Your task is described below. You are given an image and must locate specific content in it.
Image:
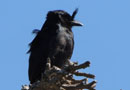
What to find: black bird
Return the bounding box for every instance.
[28,9,83,84]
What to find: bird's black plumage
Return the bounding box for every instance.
[28,9,83,84]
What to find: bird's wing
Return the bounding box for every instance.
[28,30,50,83]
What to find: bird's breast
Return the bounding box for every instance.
[57,31,73,47]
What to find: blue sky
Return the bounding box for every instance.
[0,0,130,90]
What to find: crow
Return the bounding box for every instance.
[28,9,83,84]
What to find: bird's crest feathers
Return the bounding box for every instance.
[72,8,78,20]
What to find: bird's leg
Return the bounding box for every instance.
[45,57,51,71]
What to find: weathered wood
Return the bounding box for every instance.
[21,60,96,90]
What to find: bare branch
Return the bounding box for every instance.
[73,71,95,79]
[21,60,96,90]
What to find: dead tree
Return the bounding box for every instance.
[21,59,97,90]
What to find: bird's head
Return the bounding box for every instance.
[46,9,83,28]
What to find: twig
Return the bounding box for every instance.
[62,81,96,90]
[73,71,95,79]
[66,61,90,72]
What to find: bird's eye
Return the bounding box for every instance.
[63,14,71,21]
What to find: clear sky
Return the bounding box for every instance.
[0,0,130,90]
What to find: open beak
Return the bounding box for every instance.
[71,8,83,26]
[71,20,83,26]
